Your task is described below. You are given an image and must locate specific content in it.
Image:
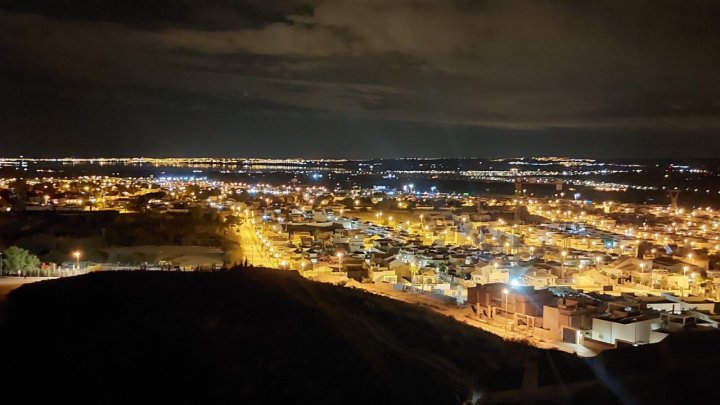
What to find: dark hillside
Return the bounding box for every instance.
[0,270,717,404]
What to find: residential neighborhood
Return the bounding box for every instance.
[2,169,720,356]
[235,186,720,355]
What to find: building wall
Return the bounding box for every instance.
[591,319,614,344]
[592,318,659,344]
[542,306,561,339]
[515,295,549,317]
[570,313,593,330]
[369,269,397,283]
[612,322,640,344]
[544,306,593,339]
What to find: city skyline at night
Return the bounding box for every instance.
[2,2,720,404]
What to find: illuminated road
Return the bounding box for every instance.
[237,222,274,268]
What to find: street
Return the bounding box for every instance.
[236,221,273,268]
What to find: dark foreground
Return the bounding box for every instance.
[0,270,718,404]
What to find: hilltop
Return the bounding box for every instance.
[0,269,718,404]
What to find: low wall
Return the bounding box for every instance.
[582,337,615,352]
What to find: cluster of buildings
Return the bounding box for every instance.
[3,172,720,352]
[242,189,720,351]
[469,283,717,349]
[0,176,284,214]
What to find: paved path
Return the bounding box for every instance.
[237,222,274,268]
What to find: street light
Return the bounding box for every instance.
[336,252,344,270]
[73,250,81,271]
[410,261,417,292]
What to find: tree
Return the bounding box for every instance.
[339,198,355,209]
[374,198,395,211]
[2,246,41,275]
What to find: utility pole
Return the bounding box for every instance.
[503,289,510,334]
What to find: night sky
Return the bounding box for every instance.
[2,0,720,158]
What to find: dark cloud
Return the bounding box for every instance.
[1,0,719,157]
[0,0,313,29]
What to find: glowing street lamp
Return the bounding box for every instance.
[73,250,81,270]
[410,261,417,292]
[336,252,344,270]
